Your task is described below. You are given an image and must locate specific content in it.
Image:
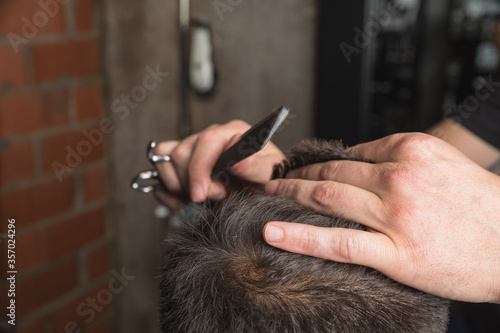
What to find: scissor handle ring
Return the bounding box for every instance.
[130,170,161,193]
[147,141,171,163]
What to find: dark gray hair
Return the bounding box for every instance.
[159,139,450,332]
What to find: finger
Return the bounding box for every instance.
[189,120,251,202]
[265,179,384,231]
[168,134,199,193]
[155,141,184,194]
[347,135,397,162]
[208,181,227,200]
[286,160,379,192]
[155,140,179,155]
[230,141,286,184]
[263,222,396,272]
[153,190,188,211]
[207,133,243,199]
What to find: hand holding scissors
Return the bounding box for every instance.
[131,106,289,208]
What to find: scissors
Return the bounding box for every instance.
[130,105,290,194]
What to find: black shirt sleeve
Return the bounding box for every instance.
[458,75,500,149]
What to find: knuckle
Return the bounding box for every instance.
[311,182,336,209]
[197,128,220,145]
[204,123,221,131]
[320,162,338,180]
[393,133,437,161]
[226,119,250,129]
[155,141,178,155]
[380,165,419,192]
[384,201,420,232]
[277,180,300,198]
[384,133,408,149]
[296,226,315,253]
[288,167,305,179]
[170,145,191,164]
[336,231,359,262]
[381,167,404,184]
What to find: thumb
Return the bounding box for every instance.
[263,222,396,270]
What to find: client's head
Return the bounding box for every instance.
[159,139,450,333]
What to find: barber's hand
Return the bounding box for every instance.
[263,133,500,303]
[154,120,285,210]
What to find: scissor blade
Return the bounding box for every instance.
[211,106,290,178]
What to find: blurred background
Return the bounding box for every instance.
[0,0,499,332]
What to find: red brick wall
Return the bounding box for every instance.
[0,1,112,332]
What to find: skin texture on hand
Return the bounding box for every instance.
[153,120,286,209]
[263,133,500,303]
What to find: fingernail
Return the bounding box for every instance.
[190,182,204,202]
[265,180,280,195]
[265,224,284,243]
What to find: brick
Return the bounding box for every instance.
[76,82,103,121]
[66,39,100,78]
[0,0,66,37]
[83,165,106,202]
[0,46,28,88]
[32,39,100,83]
[76,0,95,32]
[51,282,108,332]
[45,208,106,260]
[17,257,78,317]
[88,243,109,280]
[0,90,69,138]
[16,230,45,271]
[18,317,47,333]
[41,88,70,127]
[42,127,104,174]
[0,141,34,186]
[0,92,43,138]
[0,177,74,228]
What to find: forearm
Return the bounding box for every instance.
[427,119,500,171]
